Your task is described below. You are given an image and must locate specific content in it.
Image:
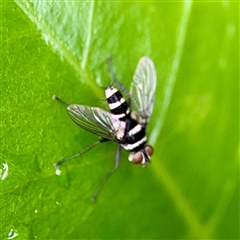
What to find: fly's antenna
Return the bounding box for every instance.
[52,94,70,106]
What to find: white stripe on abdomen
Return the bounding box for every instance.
[122,136,147,151]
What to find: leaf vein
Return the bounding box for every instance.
[150,1,211,238]
[81,0,95,70]
[15,1,90,84]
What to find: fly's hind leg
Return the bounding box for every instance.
[107,57,130,101]
[107,56,117,84]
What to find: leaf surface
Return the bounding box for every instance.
[1,1,239,239]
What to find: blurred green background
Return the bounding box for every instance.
[1,1,239,239]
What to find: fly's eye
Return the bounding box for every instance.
[128,145,154,165]
[128,151,143,164]
[145,145,154,157]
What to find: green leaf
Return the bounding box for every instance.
[2,1,238,239]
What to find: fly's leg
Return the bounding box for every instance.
[107,56,118,84]
[54,139,109,169]
[52,94,70,106]
[91,145,122,201]
[108,57,130,103]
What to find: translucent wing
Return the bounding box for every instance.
[130,56,157,126]
[67,105,126,141]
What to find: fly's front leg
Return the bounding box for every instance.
[91,145,122,201]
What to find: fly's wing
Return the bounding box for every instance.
[67,105,125,141]
[130,56,157,126]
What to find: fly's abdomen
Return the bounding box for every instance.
[105,86,130,120]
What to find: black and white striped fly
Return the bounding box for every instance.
[53,56,157,201]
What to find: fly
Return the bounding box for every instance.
[53,56,157,201]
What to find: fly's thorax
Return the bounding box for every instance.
[128,145,154,166]
[105,86,130,120]
[120,118,147,151]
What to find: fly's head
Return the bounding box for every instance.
[128,145,154,166]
